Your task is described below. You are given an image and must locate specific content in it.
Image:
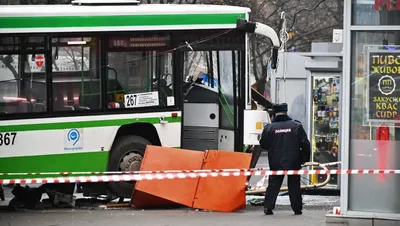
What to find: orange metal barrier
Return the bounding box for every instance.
[131,146,204,208]
[130,146,251,212]
[193,150,251,212]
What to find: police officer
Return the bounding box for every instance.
[259,103,311,215]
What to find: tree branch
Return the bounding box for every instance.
[250,37,259,81]
[264,0,292,21]
[289,23,341,44]
[288,0,329,31]
[0,55,18,79]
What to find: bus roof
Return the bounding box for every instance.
[0,4,250,34]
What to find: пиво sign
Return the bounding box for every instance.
[368,52,400,122]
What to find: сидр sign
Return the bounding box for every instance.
[367,51,400,122]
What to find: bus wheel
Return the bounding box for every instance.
[107,135,151,198]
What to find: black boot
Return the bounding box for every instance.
[294,210,302,215]
[264,208,273,215]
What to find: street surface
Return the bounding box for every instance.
[0,187,339,226]
[0,208,329,226]
[0,184,339,226]
[0,152,340,225]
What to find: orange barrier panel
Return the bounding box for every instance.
[130,146,251,212]
[193,150,252,212]
[130,145,204,208]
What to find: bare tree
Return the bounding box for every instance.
[196,0,342,80]
[250,0,343,80]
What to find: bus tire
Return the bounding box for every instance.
[107,135,151,199]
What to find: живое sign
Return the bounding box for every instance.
[368,51,400,122]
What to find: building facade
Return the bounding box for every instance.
[340,0,400,218]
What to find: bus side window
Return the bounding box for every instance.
[106,35,174,109]
[51,37,101,112]
[0,37,47,116]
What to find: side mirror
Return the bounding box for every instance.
[107,66,118,80]
[235,18,280,70]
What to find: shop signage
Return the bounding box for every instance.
[375,0,400,11]
[367,50,400,122]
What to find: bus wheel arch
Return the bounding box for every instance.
[107,123,161,198]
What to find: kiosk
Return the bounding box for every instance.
[327,0,400,224]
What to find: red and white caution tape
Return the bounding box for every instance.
[1,168,400,185]
[250,161,341,190]
[0,161,342,177]
[315,161,341,167]
[0,169,262,176]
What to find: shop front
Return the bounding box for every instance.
[304,54,342,189]
[339,0,400,220]
[270,49,342,190]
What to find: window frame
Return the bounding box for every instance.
[174,29,246,152]
[0,31,183,120]
[343,0,400,216]
[351,0,400,26]
[0,29,245,121]
[50,35,103,114]
[104,32,178,113]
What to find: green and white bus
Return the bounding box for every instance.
[0,0,280,198]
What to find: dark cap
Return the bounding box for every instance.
[272,103,288,113]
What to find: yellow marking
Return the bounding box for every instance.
[115,93,124,102]
[256,121,262,130]
[98,203,130,208]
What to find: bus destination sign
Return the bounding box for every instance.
[109,35,170,48]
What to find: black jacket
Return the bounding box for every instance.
[259,114,311,170]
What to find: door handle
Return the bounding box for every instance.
[160,116,168,124]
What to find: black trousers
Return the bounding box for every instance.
[264,175,302,212]
[0,185,4,200]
